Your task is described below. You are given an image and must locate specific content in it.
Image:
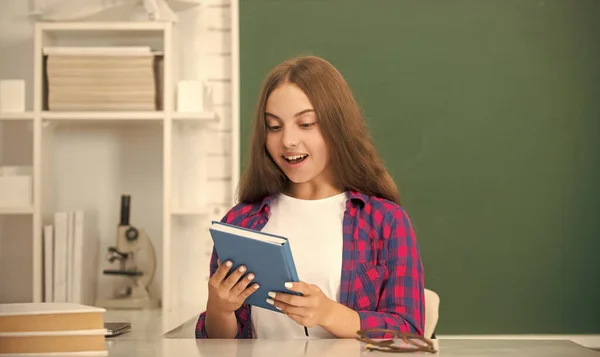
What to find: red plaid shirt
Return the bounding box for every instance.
[195,190,425,338]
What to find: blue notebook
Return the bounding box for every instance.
[208,221,301,314]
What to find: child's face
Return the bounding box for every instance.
[264,83,332,187]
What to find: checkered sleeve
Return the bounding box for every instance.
[356,206,425,336]
[195,205,254,339]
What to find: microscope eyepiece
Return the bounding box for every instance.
[120,195,131,226]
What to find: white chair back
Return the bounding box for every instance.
[424,288,440,339]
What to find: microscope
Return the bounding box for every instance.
[95,195,159,309]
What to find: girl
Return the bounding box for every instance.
[195,56,425,339]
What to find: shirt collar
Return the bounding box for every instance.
[347,190,368,207]
[254,189,367,216]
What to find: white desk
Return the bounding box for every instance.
[105,339,598,357]
[103,307,199,339]
[102,310,599,357]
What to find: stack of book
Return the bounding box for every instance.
[0,303,107,355]
[44,46,160,111]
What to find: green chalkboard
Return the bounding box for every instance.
[239,0,600,334]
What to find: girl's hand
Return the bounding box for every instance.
[207,260,260,316]
[266,281,335,328]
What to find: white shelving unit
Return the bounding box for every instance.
[0,17,238,329]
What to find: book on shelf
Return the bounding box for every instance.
[43,46,161,111]
[44,210,99,306]
[43,46,153,56]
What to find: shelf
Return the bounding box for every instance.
[0,112,33,120]
[0,206,34,215]
[41,111,164,121]
[37,21,169,33]
[39,111,218,123]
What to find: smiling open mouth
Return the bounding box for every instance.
[283,154,308,164]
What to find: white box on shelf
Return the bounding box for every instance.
[0,176,32,207]
[0,79,26,113]
[177,80,204,112]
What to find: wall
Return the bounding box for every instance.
[239,0,600,335]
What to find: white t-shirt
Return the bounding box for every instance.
[251,191,347,339]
